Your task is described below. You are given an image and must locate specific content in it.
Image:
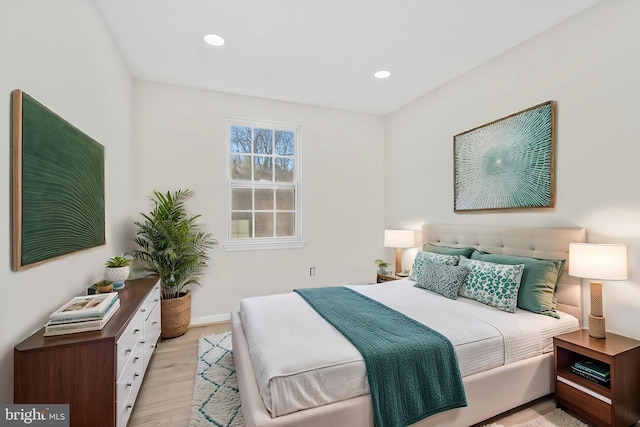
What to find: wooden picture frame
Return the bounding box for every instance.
[12,90,105,271]
[453,101,555,212]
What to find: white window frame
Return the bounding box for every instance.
[224,118,304,252]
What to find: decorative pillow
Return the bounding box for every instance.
[458,257,525,313]
[409,251,459,281]
[423,243,475,258]
[415,260,469,300]
[470,251,565,318]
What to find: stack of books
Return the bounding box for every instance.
[571,359,611,386]
[44,292,120,336]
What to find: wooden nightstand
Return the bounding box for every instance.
[554,329,640,427]
[376,273,399,283]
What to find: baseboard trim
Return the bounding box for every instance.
[190,313,231,326]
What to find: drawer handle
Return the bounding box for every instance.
[150,344,155,349]
[154,299,159,302]
[125,348,133,354]
[126,404,133,411]
[134,356,140,362]
[126,382,132,387]
[134,372,140,378]
[153,321,158,325]
[141,340,146,344]
[141,309,146,313]
[134,328,141,333]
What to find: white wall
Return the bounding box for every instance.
[133,81,385,322]
[0,0,133,403]
[384,0,640,339]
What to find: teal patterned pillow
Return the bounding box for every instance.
[409,251,459,281]
[470,251,565,318]
[458,257,525,313]
[415,260,469,300]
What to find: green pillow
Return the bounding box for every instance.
[423,243,475,258]
[470,251,566,318]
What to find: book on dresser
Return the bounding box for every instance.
[44,299,120,336]
[47,292,119,324]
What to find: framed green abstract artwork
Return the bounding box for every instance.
[12,90,105,271]
[453,101,555,212]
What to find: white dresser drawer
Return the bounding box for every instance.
[116,308,144,378]
[143,303,161,369]
[142,285,161,321]
[116,343,145,427]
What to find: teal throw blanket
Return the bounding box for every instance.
[294,286,467,427]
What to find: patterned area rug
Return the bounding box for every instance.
[189,332,244,427]
[485,408,588,427]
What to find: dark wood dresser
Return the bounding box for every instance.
[14,277,161,427]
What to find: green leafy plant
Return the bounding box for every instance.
[374,259,389,268]
[105,255,132,268]
[133,189,218,300]
[95,279,113,287]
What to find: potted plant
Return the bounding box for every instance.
[95,279,113,293]
[374,259,389,275]
[105,255,132,290]
[133,189,217,338]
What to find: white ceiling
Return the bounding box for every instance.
[95,0,600,116]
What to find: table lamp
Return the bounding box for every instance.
[384,230,415,275]
[568,243,628,339]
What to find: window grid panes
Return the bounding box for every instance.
[230,185,296,239]
[229,121,298,243]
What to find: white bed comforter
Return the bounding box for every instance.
[240,279,579,417]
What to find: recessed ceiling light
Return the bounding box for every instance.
[204,34,225,47]
[374,70,391,79]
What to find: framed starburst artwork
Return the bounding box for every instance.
[454,101,555,212]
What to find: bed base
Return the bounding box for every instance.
[232,224,585,426]
[232,311,553,427]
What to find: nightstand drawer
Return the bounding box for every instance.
[556,379,611,426]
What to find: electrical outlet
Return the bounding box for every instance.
[310,267,316,277]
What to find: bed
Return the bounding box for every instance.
[231,224,586,427]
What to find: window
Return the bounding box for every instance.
[226,120,302,251]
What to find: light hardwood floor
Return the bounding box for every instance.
[128,322,230,427]
[129,322,559,427]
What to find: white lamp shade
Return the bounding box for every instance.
[384,230,414,248]
[568,243,628,280]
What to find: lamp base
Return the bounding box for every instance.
[588,314,606,339]
[395,248,402,274]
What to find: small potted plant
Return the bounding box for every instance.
[95,279,113,293]
[105,255,132,290]
[374,259,389,275]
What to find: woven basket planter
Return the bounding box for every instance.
[160,290,191,338]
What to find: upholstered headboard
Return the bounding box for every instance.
[422,224,586,325]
